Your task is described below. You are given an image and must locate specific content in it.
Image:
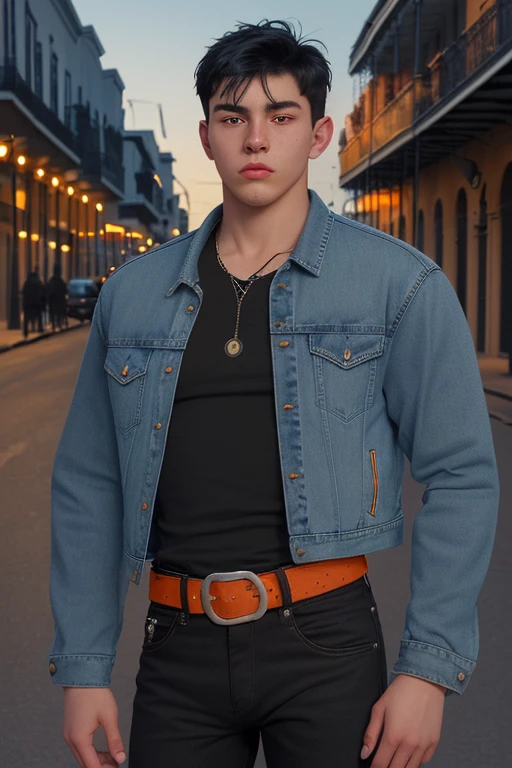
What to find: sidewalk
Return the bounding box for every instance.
[0,316,85,354]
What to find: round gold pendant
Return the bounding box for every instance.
[225,338,243,357]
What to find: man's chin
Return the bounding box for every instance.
[225,182,286,209]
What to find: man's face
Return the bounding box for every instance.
[199,73,333,207]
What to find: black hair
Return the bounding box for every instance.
[194,20,332,127]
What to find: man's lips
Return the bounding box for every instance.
[240,164,274,178]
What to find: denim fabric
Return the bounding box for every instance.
[49,189,499,695]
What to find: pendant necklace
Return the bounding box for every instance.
[215,225,293,358]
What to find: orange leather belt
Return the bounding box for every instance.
[149,555,368,626]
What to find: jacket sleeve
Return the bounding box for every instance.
[49,288,129,687]
[382,266,499,695]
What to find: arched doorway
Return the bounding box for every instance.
[456,188,467,315]
[434,199,443,268]
[477,185,487,353]
[500,163,512,359]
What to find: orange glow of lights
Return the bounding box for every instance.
[18,230,28,239]
[17,155,26,166]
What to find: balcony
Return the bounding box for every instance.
[0,64,78,157]
[340,0,512,183]
[74,105,125,196]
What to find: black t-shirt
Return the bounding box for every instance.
[154,230,292,578]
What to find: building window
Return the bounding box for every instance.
[25,6,36,89]
[417,209,424,252]
[34,41,42,99]
[64,70,72,128]
[434,200,443,268]
[50,51,58,115]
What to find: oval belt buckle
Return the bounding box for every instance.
[200,571,268,625]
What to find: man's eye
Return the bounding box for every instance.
[274,116,290,123]
[224,117,241,125]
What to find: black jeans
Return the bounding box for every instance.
[129,571,387,768]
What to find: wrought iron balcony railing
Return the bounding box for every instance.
[340,0,512,179]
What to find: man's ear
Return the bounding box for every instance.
[309,116,334,160]
[199,120,214,160]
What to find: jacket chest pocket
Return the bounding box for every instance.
[309,333,385,423]
[104,347,153,434]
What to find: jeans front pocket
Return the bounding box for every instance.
[287,576,379,657]
[142,604,180,653]
[309,332,384,423]
[104,347,152,434]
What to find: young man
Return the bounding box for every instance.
[49,20,499,768]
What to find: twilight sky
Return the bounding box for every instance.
[73,0,377,230]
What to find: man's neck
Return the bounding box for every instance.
[216,183,311,269]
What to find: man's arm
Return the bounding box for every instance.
[382,266,499,694]
[49,287,129,687]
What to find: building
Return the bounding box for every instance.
[339,0,512,361]
[0,0,179,328]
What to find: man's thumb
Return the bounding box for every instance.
[102,713,126,764]
[360,703,384,760]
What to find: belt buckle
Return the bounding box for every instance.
[200,571,268,626]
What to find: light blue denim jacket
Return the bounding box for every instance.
[49,189,499,694]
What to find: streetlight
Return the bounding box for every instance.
[95,203,103,275]
[0,134,20,329]
[67,185,74,277]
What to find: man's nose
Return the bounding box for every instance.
[244,123,268,152]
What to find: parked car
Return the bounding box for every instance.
[66,278,99,323]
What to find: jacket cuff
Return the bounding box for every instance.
[48,654,114,687]
[390,640,476,695]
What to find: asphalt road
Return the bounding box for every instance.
[1,326,510,767]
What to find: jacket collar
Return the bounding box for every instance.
[166,188,335,297]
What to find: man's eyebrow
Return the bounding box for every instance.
[213,100,302,114]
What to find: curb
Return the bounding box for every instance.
[0,321,86,355]
[482,386,512,403]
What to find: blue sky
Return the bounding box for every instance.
[73,0,377,229]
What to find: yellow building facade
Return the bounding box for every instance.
[339,0,512,359]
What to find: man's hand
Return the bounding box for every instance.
[360,674,446,767]
[63,687,126,767]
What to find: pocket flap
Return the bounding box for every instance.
[309,333,384,369]
[104,347,152,384]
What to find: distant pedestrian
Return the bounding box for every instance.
[22,267,45,338]
[47,265,68,331]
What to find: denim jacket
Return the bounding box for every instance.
[49,189,499,694]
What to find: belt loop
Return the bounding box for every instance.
[275,567,293,609]
[179,575,189,625]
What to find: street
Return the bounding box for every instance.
[1,327,510,767]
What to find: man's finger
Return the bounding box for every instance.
[360,702,385,760]
[72,741,104,768]
[67,742,86,768]
[98,751,120,766]
[370,737,400,768]
[101,709,126,765]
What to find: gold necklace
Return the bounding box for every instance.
[215,228,293,358]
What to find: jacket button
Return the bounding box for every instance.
[289,472,301,479]
[283,404,294,410]
[121,365,129,377]
[296,548,306,556]
[457,672,466,682]
[344,348,351,361]
[49,662,56,674]
[279,341,290,347]
[277,283,287,288]
[165,366,173,373]
[131,569,138,583]
[155,423,162,430]
[274,321,285,326]
[141,502,148,510]
[186,305,195,312]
